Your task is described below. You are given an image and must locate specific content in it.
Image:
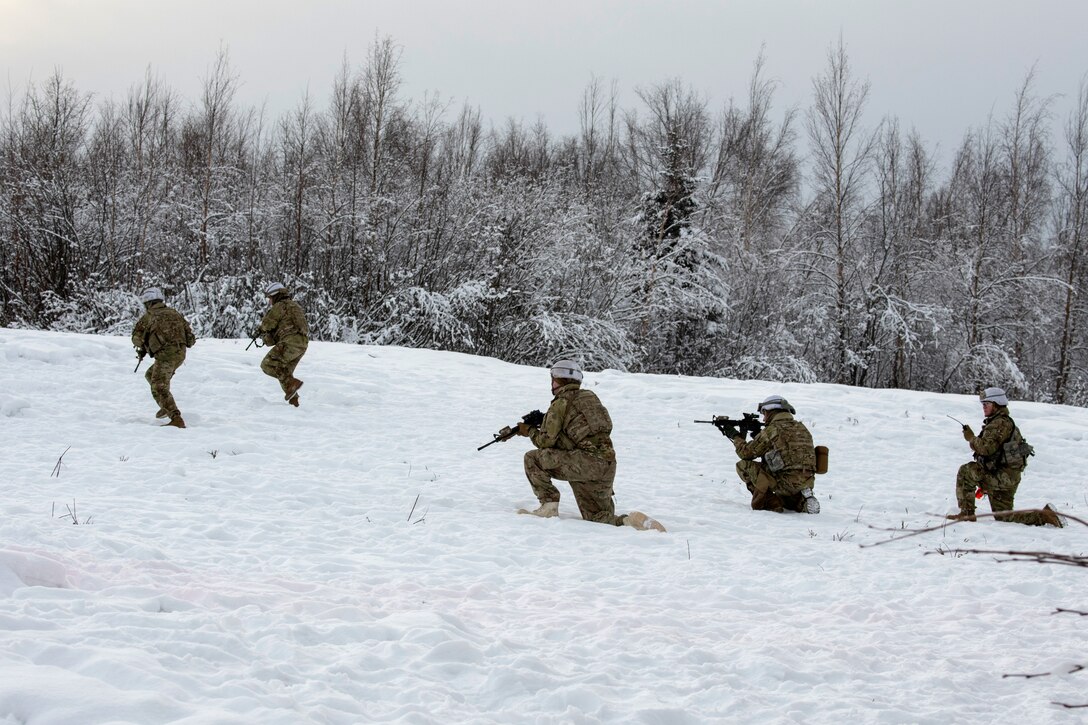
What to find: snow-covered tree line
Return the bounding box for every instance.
[2,38,1087,404]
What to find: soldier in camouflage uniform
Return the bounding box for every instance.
[131,287,196,429]
[516,360,665,532]
[949,387,1062,527]
[722,395,820,514]
[256,282,309,407]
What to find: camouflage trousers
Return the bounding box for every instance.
[956,461,1049,526]
[736,460,813,513]
[524,448,623,526]
[260,339,308,395]
[144,347,186,417]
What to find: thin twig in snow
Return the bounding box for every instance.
[51,446,72,477]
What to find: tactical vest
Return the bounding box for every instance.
[146,306,190,354]
[272,297,309,341]
[764,417,816,473]
[976,412,1033,473]
[564,389,612,447]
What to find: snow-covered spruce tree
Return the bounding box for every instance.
[618,80,728,375]
[627,159,728,375]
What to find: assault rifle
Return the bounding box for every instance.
[694,412,764,439]
[134,330,150,372]
[478,409,545,451]
[245,326,264,351]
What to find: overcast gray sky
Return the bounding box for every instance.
[3,0,1087,160]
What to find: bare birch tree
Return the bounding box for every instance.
[804,37,876,384]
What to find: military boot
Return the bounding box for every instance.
[287,393,300,408]
[946,510,976,522]
[163,414,186,429]
[284,378,303,400]
[1039,504,1064,528]
[800,488,821,514]
[517,501,559,518]
[751,489,785,513]
[622,511,667,532]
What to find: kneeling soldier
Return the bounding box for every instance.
[950,387,1061,527]
[725,395,819,514]
[517,360,665,532]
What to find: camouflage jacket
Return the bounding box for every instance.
[529,382,615,461]
[971,407,1015,472]
[259,293,309,346]
[131,301,196,356]
[732,410,816,477]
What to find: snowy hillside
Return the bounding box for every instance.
[0,328,1084,724]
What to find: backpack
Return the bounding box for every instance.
[1002,426,1034,471]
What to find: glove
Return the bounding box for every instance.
[721,423,740,439]
[516,422,533,436]
[135,347,145,358]
[962,425,975,442]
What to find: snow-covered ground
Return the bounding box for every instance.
[0,328,1084,724]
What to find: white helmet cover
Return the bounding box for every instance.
[757,394,795,414]
[549,359,583,382]
[980,387,1009,406]
[139,287,164,304]
[264,281,286,296]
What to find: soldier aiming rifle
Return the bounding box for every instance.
[711,395,823,515]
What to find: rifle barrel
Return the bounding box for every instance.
[477,434,510,451]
